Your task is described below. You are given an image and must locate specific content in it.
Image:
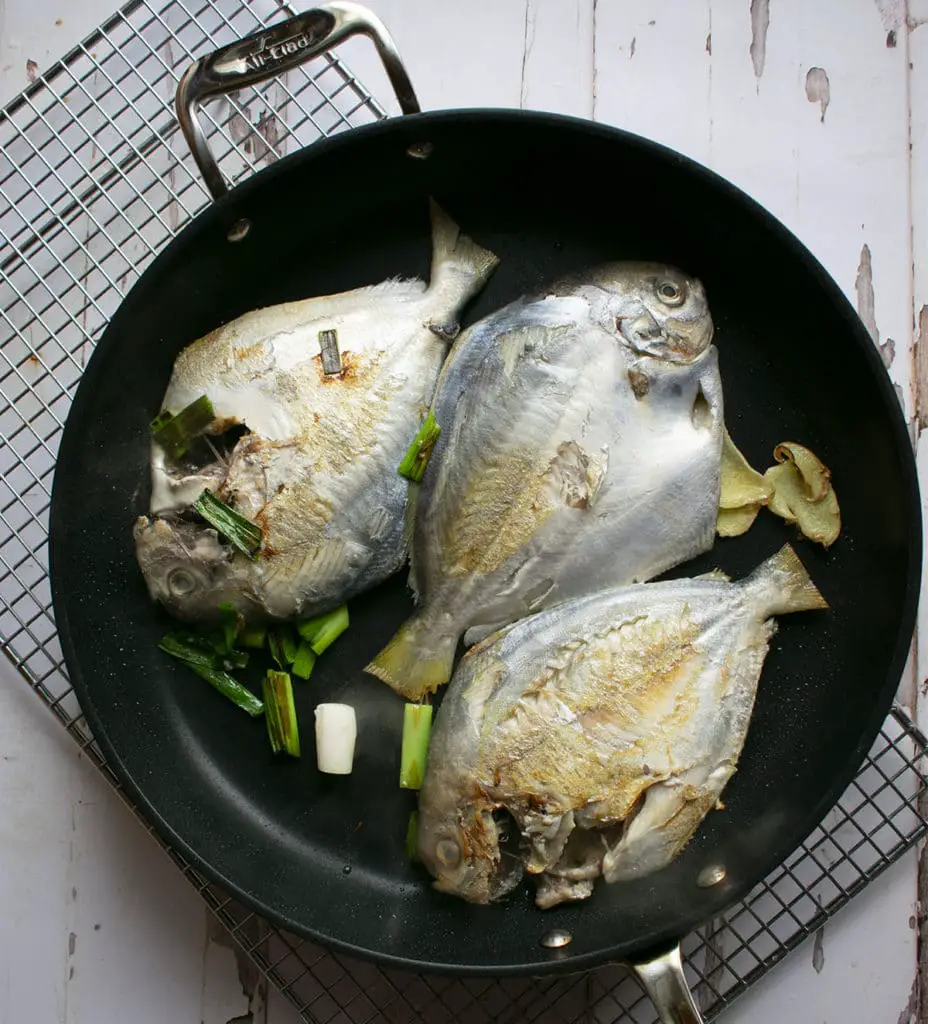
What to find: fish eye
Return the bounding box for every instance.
[167,568,198,597]
[656,280,685,307]
[436,839,461,867]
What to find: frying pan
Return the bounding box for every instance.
[47,4,921,1021]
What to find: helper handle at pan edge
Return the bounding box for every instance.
[631,945,705,1024]
[176,2,420,200]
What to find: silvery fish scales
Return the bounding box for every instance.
[368,262,724,699]
[133,202,498,623]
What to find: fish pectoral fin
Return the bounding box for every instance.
[259,537,354,616]
[602,766,735,884]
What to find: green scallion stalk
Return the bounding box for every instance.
[159,633,219,670]
[164,630,243,669]
[149,409,173,433]
[192,665,264,717]
[397,410,441,483]
[238,625,267,649]
[399,703,433,790]
[291,640,317,680]
[159,634,262,716]
[296,604,349,655]
[151,394,215,460]
[262,670,300,757]
[218,648,249,671]
[217,602,242,653]
[268,625,299,669]
[194,489,261,558]
[406,811,420,862]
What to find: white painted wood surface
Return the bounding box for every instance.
[0,1,925,1022]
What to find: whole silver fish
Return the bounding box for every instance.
[134,202,498,623]
[416,545,827,908]
[367,262,723,699]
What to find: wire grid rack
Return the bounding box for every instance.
[0,1,925,1021]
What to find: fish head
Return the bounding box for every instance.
[417,800,523,905]
[133,515,254,622]
[581,262,714,363]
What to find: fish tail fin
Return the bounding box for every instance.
[748,544,829,617]
[364,610,458,699]
[426,199,500,311]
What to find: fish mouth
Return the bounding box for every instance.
[618,315,713,364]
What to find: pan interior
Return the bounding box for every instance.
[48,111,920,974]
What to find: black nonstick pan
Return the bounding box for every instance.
[47,4,921,1021]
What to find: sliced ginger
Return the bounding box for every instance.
[716,431,841,548]
[716,428,774,537]
[764,442,841,549]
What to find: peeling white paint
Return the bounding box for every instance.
[874,0,906,31]
[915,306,928,429]
[805,67,831,122]
[855,244,880,346]
[895,976,917,1024]
[749,0,770,79]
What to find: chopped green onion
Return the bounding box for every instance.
[291,640,317,680]
[194,489,261,558]
[406,811,420,862]
[262,670,300,756]
[218,602,242,653]
[397,410,441,483]
[269,625,299,669]
[159,633,217,670]
[296,604,349,655]
[161,631,247,671]
[218,648,249,671]
[149,409,173,433]
[151,394,215,459]
[238,624,267,649]
[399,703,433,790]
[159,634,261,715]
[192,665,264,717]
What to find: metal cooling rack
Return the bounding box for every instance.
[0,2,925,1021]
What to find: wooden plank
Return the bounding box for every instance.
[0,674,76,1024]
[0,0,116,106]
[724,854,918,1023]
[907,4,928,1022]
[0,670,212,1024]
[592,0,712,166]
[63,768,213,1024]
[519,0,595,117]
[332,0,529,115]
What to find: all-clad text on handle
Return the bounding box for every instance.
[176,1,420,200]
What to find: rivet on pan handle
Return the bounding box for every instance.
[631,945,704,1024]
[175,2,420,200]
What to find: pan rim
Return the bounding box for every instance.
[48,107,923,976]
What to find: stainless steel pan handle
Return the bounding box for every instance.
[631,945,704,1024]
[175,1,420,200]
